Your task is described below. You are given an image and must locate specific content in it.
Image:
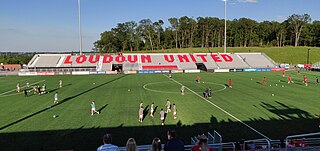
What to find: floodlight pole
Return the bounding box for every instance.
[78,0,83,55]
[224,0,227,53]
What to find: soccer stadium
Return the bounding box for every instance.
[1,1,320,151]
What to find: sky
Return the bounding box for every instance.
[0,0,319,52]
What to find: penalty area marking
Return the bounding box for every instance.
[143,81,227,94]
[0,80,46,96]
[164,74,271,140]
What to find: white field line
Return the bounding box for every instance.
[164,74,271,140]
[0,80,46,96]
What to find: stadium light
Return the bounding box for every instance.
[224,0,227,53]
[78,0,83,55]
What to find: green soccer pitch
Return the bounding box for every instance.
[0,71,319,150]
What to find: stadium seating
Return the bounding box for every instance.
[238,53,278,68]
[27,53,278,72]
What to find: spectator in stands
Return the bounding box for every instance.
[191,134,214,151]
[126,138,138,151]
[150,137,162,151]
[164,129,184,151]
[97,133,119,151]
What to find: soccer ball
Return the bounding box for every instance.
[276,84,278,86]
[282,85,284,87]
[271,94,274,96]
[53,115,56,118]
[128,89,130,91]
[93,83,95,85]
[270,84,272,86]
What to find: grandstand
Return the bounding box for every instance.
[25,53,278,74]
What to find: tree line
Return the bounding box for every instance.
[94,14,320,52]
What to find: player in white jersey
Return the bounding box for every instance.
[173,104,177,120]
[139,101,144,109]
[91,101,100,115]
[54,92,59,104]
[160,108,165,125]
[165,99,171,113]
[139,107,144,123]
[59,79,63,88]
[16,83,20,92]
[181,85,185,95]
[150,102,154,117]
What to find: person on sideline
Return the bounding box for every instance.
[97,133,119,151]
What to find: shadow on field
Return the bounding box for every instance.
[0,115,318,151]
[0,75,128,131]
[97,104,109,113]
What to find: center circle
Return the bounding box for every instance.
[143,81,227,94]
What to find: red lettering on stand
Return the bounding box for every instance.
[88,55,100,64]
[76,55,87,64]
[64,56,72,64]
[221,54,233,62]
[177,55,190,62]
[189,54,197,62]
[128,55,138,63]
[141,55,151,63]
[210,54,222,62]
[103,55,113,63]
[164,55,175,62]
[196,54,208,62]
[115,55,125,63]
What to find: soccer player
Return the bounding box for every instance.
[165,99,171,113]
[150,102,154,117]
[59,79,63,88]
[208,88,212,98]
[16,82,20,92]
[180,85,185,95]
[91,101,100,115]
[173,104,177,120]
[316,77,319,84]
[282,70,286,77]
[195,75,201,83]
[23,89,27,97]
[25,80,30,88]
[139,101,143,109]
[228,79,232,88]
[303,75,307,83]
[37,85,41,95]
[262,77,267,85]
[287,76,292,84]
[160,108,165,125]
[42,84,46,93]
[54,92,59,104]
[305,78,309,86]
[138,106,144,123]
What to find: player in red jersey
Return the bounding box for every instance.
[287,76,292,84]
[228,79,232,88]
[262,77,267,85]
[305,78,308,86]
